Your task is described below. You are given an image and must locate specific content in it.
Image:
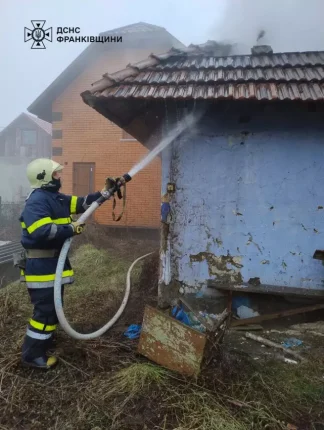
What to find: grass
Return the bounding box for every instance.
[63,244,141,328]
[102,362,170,397]
[169,390,249,430]
[0,243,323,429]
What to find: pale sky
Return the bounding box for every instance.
[0,0,323,129]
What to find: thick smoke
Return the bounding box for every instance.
[208,0,324,54]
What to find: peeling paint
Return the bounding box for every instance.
[314,228,319,233]
[215,237,223,247]
[190,252,243,284]
[282,261,287,270]
[161,223,170,253]
[160,114,324,296]
[261,260,270,265]
[204,226,212,240]
[233,210,243,216]
[138,306,206,376]
[247,233,262,254]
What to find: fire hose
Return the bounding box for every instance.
[53,173,152,340]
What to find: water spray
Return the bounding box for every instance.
[54,111,201,340]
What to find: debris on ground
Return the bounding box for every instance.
[280,357,298,365]
[245,332,305,362]
[231,302,324,327]
[1,239,324,429]
[290,321,324,335]
[138,304,207,376]
[236,304,260,319]
[138,303,230,376]
[282,338,303,348]
[232,295,260,319]
[124,324,142,339]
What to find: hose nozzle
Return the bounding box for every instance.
[119,173,132,185]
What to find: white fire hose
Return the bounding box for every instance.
[54,184,152,340]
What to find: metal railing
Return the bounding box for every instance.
[0,199,23,242]
[0,241,23,265]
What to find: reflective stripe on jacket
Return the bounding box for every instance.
[19,188,102,288]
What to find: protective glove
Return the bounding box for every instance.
[101,177,123,199]
[102,177,117,193]
[70,221,85,235]
[101,177,108,193]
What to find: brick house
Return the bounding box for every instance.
[0,113,51,202]
[27,22,184,229]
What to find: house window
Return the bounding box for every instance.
[52,129,63,139]
[52,147,63,156]
[21,129,37,157]
[22,130,37,146]
[52,112,63,122]
[121,130,136,141]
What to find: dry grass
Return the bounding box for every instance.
[97,362,171,398]
[0,244,323,429]
[169,391,248,430]
[63,244,141,329]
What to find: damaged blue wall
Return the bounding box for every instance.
[162,111,324,293]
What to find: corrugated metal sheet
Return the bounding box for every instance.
[99,82,324,101]
[0,241,24,265]
[85,44,324,102]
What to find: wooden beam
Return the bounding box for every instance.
[208,281,324,298]
[231,303,324,327]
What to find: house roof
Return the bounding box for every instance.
[24,113,52,135]
[82,42,324,102]
[27,22,183,122]
[0,113,52,137]
[99,22,165,36]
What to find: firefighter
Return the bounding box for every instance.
[19,158,106,369]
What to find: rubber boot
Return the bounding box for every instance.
[22,355,58,370]
[45,332,57,354]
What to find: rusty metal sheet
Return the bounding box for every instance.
[138,305,206,376]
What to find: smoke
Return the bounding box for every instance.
[208,0,324,54]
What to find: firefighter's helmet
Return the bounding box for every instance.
[26,158,63,189]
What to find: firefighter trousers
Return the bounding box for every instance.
[22,286,64,361]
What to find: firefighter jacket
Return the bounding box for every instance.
[19,188,102,288]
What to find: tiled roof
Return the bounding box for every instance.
[25,113,52,135]
[83,42,324,102]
